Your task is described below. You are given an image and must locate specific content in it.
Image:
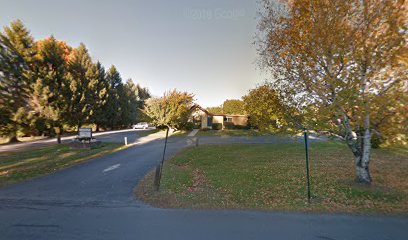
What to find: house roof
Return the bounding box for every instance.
[190,104,210,115]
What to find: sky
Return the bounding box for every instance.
[0,0,268,107]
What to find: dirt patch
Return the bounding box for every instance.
[186,169,206,193]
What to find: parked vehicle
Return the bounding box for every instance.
[132,122,149,129]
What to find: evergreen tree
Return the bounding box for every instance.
[135,83,151,102]
[65,43,94,129]
[119,79,150,127]
[0,20,36,142]
[0,20,153,139]
[29,36,72,142]
[104,65,123,129]
[89,61,109,131]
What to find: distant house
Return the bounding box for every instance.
[191,104,248,129]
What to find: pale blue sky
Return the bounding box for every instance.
[0,0,267,107]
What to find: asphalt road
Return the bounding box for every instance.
[0,128,153,153]
[0,135,407,239]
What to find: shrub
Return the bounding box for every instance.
[234,125,250,130]
[371,134,383,149]
[212,123,222,130]
[224,122,235,129]
[183,122,194,131]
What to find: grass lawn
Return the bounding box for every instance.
[196,129,271,137]
[0,142,124,187]
[138,129,189,137]
[136,141,408,214]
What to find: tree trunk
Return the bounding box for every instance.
[355,156,371,183]
[55,126,62,144]
[95,124,100,132]
[8,135,19,143]
[342,115,372,184]
[355,116,372,184]
[57,134,62,144]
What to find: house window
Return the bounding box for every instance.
[225,117,233,123]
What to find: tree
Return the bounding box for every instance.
[135,83,151,103]
[118,79,141,127]
[0,20,153,140]
[207,106,223,114]
[88,61,109,131]
[243,83,295,131]
[29,36,72,142]
[144,89,194,130]
[131,82,151,124]
[207,99,245,115]
[222,99,245,115]
[103,65,123,129]
[257,0,407,183]
[65,43,94,129]
[144,89,194,191]
[0,20,36,142]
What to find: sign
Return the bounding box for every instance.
[78,128,92,139]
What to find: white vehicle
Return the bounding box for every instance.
[133,122,149,129]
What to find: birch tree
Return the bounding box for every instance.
[257,0,407,183]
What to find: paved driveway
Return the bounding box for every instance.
[0,135,407,239]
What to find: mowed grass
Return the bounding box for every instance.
[197,129,270,137]
[138,129,189,137]
[0,143,124,187]
[136,141,408,213]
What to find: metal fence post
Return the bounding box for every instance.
[304,130,311,203]
[155,127,170,191]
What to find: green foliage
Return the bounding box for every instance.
[207,106,223,114]
[0,20,35,140]
[223,122,235,130]
[65,43,95,128]
[212,123,222,130]
[243,83,295,131]
[29,36,72,136]
[184,122,194,131]
[88,61,109,131]
[0,20,151,141]
[222,99,245,115]
[207,99,245,115]
[144,89,194,130]
[118,79,151,128]
[103,65,124,129]
[233,124,250,130]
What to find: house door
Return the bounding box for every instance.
[207,116,213,127]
